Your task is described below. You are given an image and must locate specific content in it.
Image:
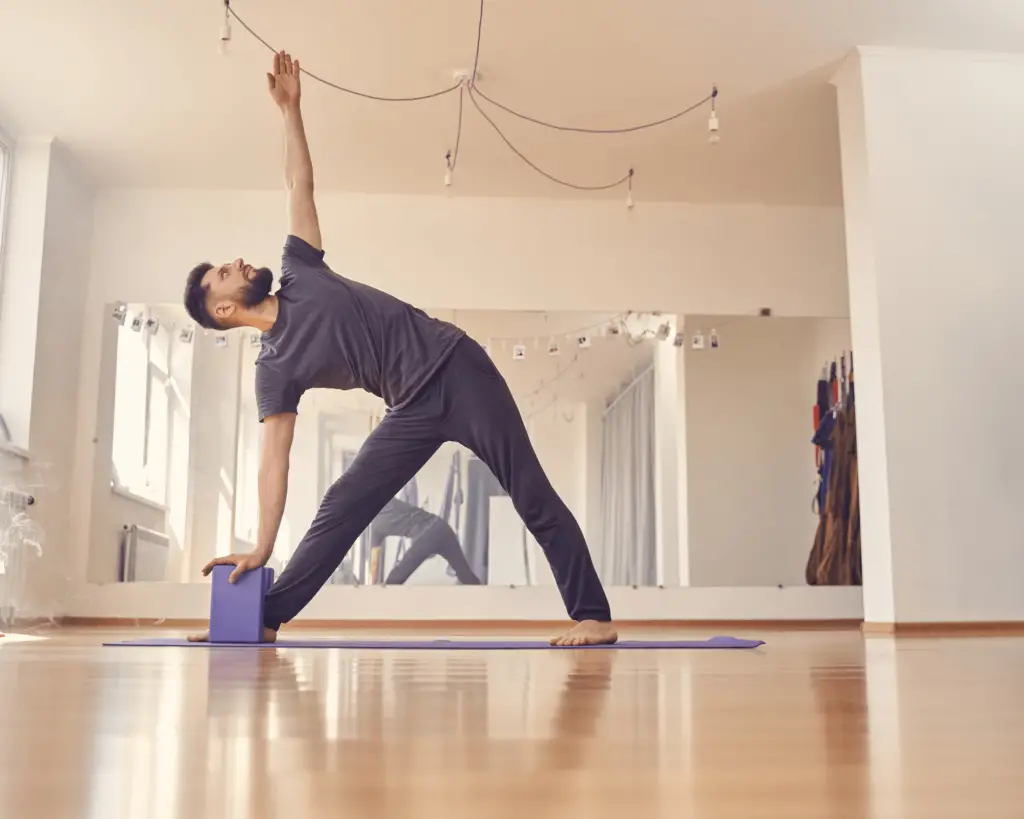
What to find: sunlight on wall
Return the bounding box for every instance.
[112,311,150,493]
[216,468,234,559]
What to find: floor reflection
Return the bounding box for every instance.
[198,647,624,819]
[1,630,1023,818]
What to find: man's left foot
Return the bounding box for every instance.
[550,620,618,647]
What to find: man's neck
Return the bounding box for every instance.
[243,295,279,333]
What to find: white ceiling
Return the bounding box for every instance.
[2,1,1023,204]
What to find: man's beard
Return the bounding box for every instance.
[240,267,274,307]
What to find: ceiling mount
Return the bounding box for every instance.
[453,68,482,86]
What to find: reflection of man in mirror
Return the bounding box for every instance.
[180,51,616,646]
[369,497,481,586]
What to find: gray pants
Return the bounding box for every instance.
[263,337,612,629]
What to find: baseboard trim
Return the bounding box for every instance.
[2,616,67,629]
[863,621,1024,636]
[61,617,864,631]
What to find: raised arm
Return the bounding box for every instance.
[267,51,322,250]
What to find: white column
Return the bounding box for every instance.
[832,52,897,624]
[85,314,120,582]
[584,398,605,572]
[0,139,51,449]
[833,47,1024,623]
[675,321,690,587]
[164,319,194,581]
[653,320,682,586]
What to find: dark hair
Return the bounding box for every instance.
[183,262,219,330]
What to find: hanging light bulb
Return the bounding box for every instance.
[708,85,720,145]
[444,150,453,187]
[218,0,231,55]
[626,167,635,209]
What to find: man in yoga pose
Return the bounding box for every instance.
[182,51,616,646]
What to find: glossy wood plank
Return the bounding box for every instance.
[0,627,1022,818]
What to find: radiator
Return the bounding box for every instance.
[119,524,169,582]
[0,488,38,627]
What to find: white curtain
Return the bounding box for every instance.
[600,367,656,585]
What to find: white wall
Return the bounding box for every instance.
[27,142,92,608]
[84,192,849,313]
[835,47,1024,624]
[685,316,851,587]
[0,140,92,616]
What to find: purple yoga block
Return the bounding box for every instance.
[208,565,274,644]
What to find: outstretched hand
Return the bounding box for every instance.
[202,550,270,584]
[267,50,301,110]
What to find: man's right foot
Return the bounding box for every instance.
[550,620,618,647]
[187,627,278,643]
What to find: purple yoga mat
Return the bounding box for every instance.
[103,636,764,650]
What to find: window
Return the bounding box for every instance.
[111,305,173,506]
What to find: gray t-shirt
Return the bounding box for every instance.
[254,236,465,421]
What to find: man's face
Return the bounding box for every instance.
[203,257,274,324]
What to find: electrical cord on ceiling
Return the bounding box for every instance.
[445,86,466,183]
[468,86,633,191]
[227,4,461,102]
[472,85,716,134]
[463,0,715,138]
[470,0,485,85]
[222,0,718,195]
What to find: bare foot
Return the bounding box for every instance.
[186,627,278,643]
[550,620,618,647]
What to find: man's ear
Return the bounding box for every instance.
[214,301,236,323]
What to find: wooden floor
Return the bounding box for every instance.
[0,627,1022,818]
